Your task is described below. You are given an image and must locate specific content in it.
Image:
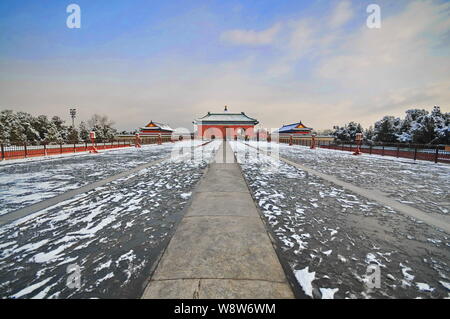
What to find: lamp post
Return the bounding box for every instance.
[69,108,77,128]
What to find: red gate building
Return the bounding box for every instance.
[193,106,259,139]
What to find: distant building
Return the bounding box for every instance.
[275,122,313,135]
[140,121,173,137]
[115,121,174,143]
[274,121,334,145]
[193,106,259,139]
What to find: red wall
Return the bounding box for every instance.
[198,125,255,138]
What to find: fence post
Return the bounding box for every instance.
[414,147,417,161]
[60,143,63,154]
[397,146,400,158]
[85,142,87,151]
[1,144,4,160]
[370,145,372,155]
[24,141,27,158]
[74,143,76,153]
[382,146,385,156]
[435,148,439,164]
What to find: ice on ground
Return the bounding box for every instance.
[416,283,434,292]
[439,281,450,290]
[294,266,316,298]
[231,141,449,299]
[180,192,192,200]
[0,140,222,299]
[400,263,415,282]
[0,140,205,216]
[322,250,332,256]
[320,288,339,299]
[247,141,450,217]
[11,277,54,299]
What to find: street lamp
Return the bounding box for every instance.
[70,108,77,127]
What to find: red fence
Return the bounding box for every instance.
[278,138,450,164]
[320,144,450,164]
[1,141,133,161]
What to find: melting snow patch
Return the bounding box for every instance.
[180,192,192,200]
[322,250,332,256]
[439,281,450,290]
[320,288,339,299]
[366,253,384,267]
[416,283,434,292]
[427,238,442,245]
[294,266,316,298]
[11,277,54,298]
[400,263,415,284]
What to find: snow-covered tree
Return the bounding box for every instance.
[409,106,449,144]
[373,116,399,143]
[0,110,14,143]
[429,106,449,144]
[44,122,62,144]
[332,122,363,142]
[87,114,117,142]
[10,112,41,144]
[0,110,120,145]
[67,127,80,144]
[78,121,90,143]
[364,126,374,142]
[368,106,448,144]
[51,116,68,143]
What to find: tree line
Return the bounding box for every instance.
[332,106,449,145]
[0,110,118,145]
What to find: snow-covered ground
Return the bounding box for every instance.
[231,141,449,299]
[0,140,221,298]
[247,141,450,217]
[0,140,204,216]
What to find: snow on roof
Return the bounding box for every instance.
[276,122,313,133]
[194,112,259,124]
[141,121,173,131]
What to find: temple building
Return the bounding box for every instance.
[274,121,334,145]
[140,121,173,137]
[275,122,313,136]
[115,121,174,143]
[193,106,259,139]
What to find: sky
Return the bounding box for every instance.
[0,0,449,132]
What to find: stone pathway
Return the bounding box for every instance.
[142,141,294,299]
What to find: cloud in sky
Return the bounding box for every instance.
[0,0,449,131]
[329,0,354,28]
[220,23,282,46]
